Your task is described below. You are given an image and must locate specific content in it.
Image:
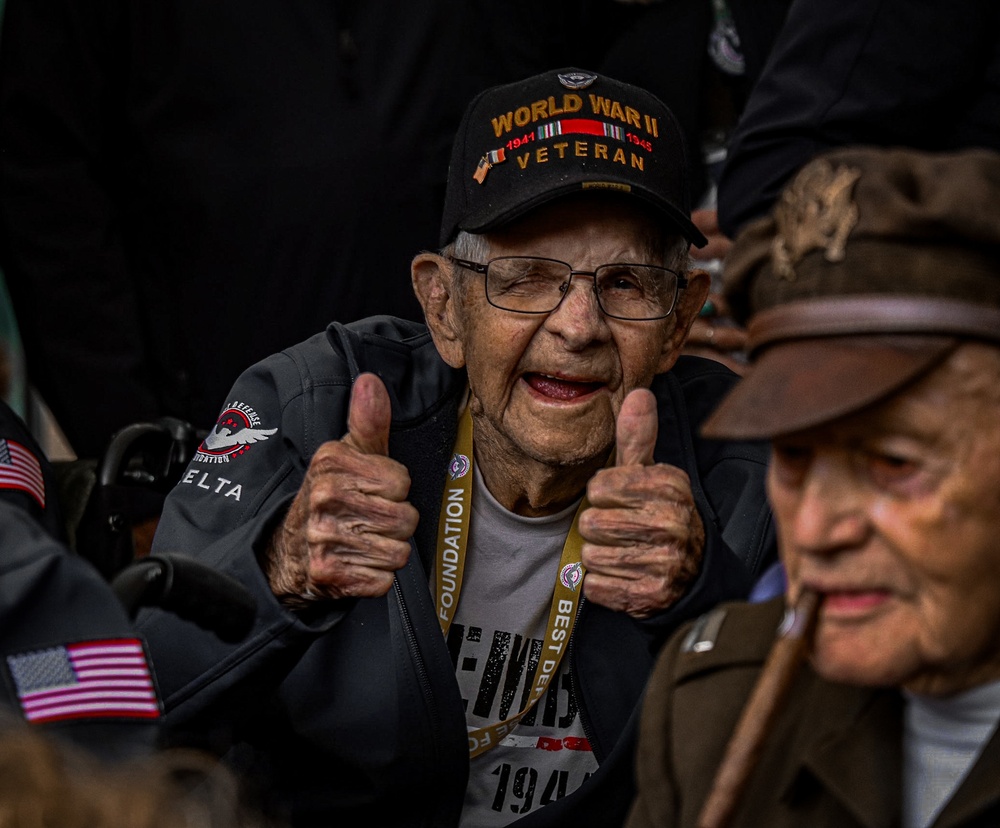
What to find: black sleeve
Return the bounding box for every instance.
[0,500,160,760]
[0,0,159,458]
[0,400,65,541]
[717,0,1000,236]
[661,356,776,578]
[136,342,352,753]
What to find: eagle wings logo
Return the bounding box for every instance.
[196,401,276,462]
[202,424,277,451]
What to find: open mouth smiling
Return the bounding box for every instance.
[522,372,607,402]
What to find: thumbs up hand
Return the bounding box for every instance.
[265,372,419,604]
[579,389,705,619]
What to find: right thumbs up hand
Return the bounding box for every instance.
[265,372,419,604]
[578,388,704,620]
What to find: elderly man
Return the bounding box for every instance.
[627,146,1000,828]
[139,68,773,827]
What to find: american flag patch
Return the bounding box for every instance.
[0,439,44,507]
[6,639,160,724]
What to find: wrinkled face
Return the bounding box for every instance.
[448,197,700,476]
[770,344,1000,696]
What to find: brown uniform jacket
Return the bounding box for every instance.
[627,598,1000,828]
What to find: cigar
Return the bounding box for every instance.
[696,588,821,828]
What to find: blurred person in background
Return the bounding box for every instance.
[628,146,1000,828]
[0,712,267,828]
[717,0,1000,237]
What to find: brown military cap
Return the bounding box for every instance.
[704,146,1000,439]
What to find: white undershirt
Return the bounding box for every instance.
[902,679,1000,828]
[454,465,597,827]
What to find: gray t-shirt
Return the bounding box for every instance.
[451,466,598,827]
[903,679,1000,828]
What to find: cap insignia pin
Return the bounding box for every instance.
[771,161,861,281]
[472,148,507,185]
[557,71,598,90]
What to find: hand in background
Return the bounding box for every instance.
[684,209,748,375]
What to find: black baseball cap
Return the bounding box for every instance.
[439,68,706,248]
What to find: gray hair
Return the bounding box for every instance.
[445,231,491,263]
[440,232,489,300]
[664,235,691,274]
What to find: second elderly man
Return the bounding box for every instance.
[628,146,1000,828]
[139,69,774,827]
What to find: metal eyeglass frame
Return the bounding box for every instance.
[448,255,688,321]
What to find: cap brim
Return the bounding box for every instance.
[701,335,959,440]
[459,180,709,248]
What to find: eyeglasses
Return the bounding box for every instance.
[448,255,687,321]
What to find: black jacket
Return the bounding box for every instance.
[140,316,774,827]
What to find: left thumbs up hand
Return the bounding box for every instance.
[578,388,705,619]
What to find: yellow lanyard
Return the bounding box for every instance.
[434,406,589,758]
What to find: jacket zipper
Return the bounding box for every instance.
[566,595,601,760]
[393,578,442,758]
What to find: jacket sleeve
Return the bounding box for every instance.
[717,0,1000,236]
[0,501,160,760]
[137,339,355,745]
[0,401,66,542]
[678,359,776,573]
[0,0,159,457]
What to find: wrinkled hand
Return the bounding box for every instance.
[578,389,705,619]
[265,372,419,604]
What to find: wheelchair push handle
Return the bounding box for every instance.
[111,553,256,644]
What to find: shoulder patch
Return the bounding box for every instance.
[6,638,160,724]
[0,439,45,507]
[195,400,276,465]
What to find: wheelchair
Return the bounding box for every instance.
[53,417,255,642]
